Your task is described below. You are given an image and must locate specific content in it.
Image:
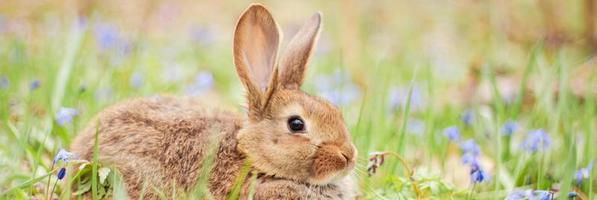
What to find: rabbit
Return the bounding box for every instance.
[70,3,357,200]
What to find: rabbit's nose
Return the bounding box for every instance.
[339,143,357,165]
[341,152,350,163]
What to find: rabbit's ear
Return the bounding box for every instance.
[234,4,281,118]
[278,12,322,90]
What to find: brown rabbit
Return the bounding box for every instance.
[71,4,357,199]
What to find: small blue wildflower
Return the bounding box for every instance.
[57,167,66,180]
[520,129,551,153]
[387,85,425,112]
[315,69,360,107]
[443,126,460,141]
[93,22,120,51]
[460,110,473,126]
[470,162,489,183]
[53,149,75,164]
[460,139,480,155]
[575,161,594,185]
[29,79,41,90]
[460,139,480,164]
[93,22,131,66]
[55,107,79,125]
[406,119,425,135]
[505,190,529,200]
[0,75,9,90]
[189,25,215,46]
[461,153,478,165]
[501,120,518,136]
[76,16,87,30]
[505,190,552,200]
[129,72,144,89]
[185,71,214,96]
[319,84,360,107]
[534,190,552,200]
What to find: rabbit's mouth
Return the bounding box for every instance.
[308,143,356,185]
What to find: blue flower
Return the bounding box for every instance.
[501,120,518,136]
[406,119,425,135]
[315,69,360,107]
[93,22,131,66]
[29,79,41,90]
[460,110,473,126]
[505,190,552,200]
[470,162,489,183]
[0,75,9,90]
[185,71,214,96]
[443,126,460,141]
[534,190,552,200]
[53,149,75,164]
[460,139,480,164]
[575,161,594,185]
[387,85,425,112]
[55,107,79,125]
[129,72,144,89]
[93,22,120,51]
[505,190,528,200]
[189,25,215,46]
[57,167,66,180]
[460,139,480,155]
[520,129,551,152]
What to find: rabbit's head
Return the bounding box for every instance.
[233,4,356,185]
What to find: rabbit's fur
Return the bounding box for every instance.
[71,4,357,199]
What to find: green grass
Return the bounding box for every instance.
[0,1,596,199]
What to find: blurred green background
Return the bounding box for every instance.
[0,0,596,199]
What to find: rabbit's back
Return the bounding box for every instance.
[71,95,242,198]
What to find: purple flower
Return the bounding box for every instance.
[443,126,460,141]
[407,119,425,135]
[93,22,120,51]
[460,139,480,164]
[189,25,215,46]
[505,190,529,200]
[0,75,9,90]
[470,162,489,183]
[387,85,425,112]
[29,79,41,90]
[53,149,75,164]
[93,22,131,66]
[460,110,473,126]
[57,167,66,180]
[129,72,144,89]
[575,161,594,185]
[520,129,551,153]
[185,71,214,96]
[501,120,518,136]
[55,107,79,125]
[315,69,360,107]
[506,190,552,200]
[534,190,553,200]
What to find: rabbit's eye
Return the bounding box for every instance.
[287,116,305,133]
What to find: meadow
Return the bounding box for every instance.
[0,0,596,199]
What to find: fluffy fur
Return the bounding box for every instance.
[71,4,357,199]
